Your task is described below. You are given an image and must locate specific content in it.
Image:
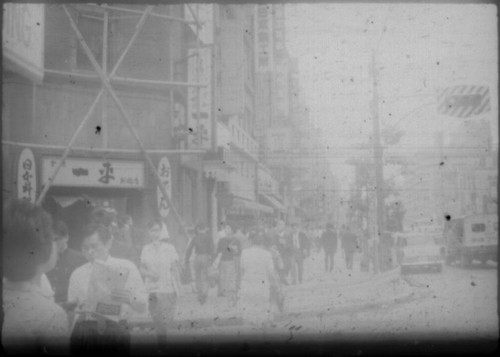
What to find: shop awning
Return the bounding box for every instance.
[232,197,273,214]
[259,193,286,212]
[203,160,235,182]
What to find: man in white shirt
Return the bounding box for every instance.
[68,223,147,355]
[140,219,181,352]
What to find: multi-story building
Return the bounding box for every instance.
[3,4,211,250]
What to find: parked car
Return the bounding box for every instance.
[397,232,445,274]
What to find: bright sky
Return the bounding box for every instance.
[285,3,498,192]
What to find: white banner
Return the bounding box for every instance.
[3,3,45,82]
[157,157,172,218]
[17,148,37,203]
[187,47,212,149]
[42,157,145,188]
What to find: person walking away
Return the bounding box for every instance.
[68,223,147,355]
[273,220,293,285]
[341,226,358,270]
[184,223,214,305]
[290,222,309,284]
[239,231,281,332]
[367,232,380,274]
[47,220,87,307]
[321,223,338,273]
[2,199,70,355]
[140,218,182,352]
[214,224,241,306]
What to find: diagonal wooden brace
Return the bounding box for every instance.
[61,5,193,241]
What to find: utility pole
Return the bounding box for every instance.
[371,50,385,241]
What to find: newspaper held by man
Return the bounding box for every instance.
[86,260,130,319]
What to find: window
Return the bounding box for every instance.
[471,223,486,233]
[76,13,104,71]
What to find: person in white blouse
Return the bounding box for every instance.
[67,223,147,355]
[140,218,181,352]
[2,199,69,355]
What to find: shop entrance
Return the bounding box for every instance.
[42,187,143,250]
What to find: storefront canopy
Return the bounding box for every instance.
[232,197,273,214]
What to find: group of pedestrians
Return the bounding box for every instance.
[2,199,181,355]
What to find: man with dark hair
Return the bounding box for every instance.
[321,223,338,273]
[290,222,309,284]
[68,223,147,355]
[2,199,69,354]
[47,220,87,306]
[185,223,214,305]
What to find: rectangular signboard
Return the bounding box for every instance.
[42,157,145,188]
[255,5,274,72]
[187,47,212,150]
[3,3,45,82]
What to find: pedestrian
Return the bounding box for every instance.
[321,222,338,273]
[273,220,293,285]
[184,223,214,305]
[46,220,87,306]
[290,222,309,284]
[367,232,380,274]
[68,223,148,355]
[341,225,358,270]
[2,199,70,355]
[140,218,182,352]
[214,223,241,306]
[239,230,281,330]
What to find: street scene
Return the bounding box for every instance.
[2,2,498,356]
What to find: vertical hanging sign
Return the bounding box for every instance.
[17,148,37,203]
[157,157,172,218]
[255,4,274,73]
[2,3,45,82]
[187,47,212,150]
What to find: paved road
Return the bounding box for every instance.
[130,253,497,355]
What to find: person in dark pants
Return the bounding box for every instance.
[68,223,148,355]
[185,223,214,305]
[273,220,293,285]
[290,222,309,284]
[341,225,358,270]
[321,223,338,273]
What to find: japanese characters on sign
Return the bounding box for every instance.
[273,4,286,58]
[255,5,274,73]
[2,3,45,82]
[187,47,212,150]
[41,157,144,188]
[157,157,172,218]
[17,148,37,203]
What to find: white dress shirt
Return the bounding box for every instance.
[140,240,180,295]
[68,256,147,322]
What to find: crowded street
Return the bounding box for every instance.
[2,2,497,356]
[128,250,498,354]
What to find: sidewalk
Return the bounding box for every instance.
[129,251,414,330]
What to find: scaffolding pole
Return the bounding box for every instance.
[60,5,193,240]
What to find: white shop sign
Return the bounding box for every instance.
[3,3,45,82]
[42,157,144,188]
[17,148,37,203]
